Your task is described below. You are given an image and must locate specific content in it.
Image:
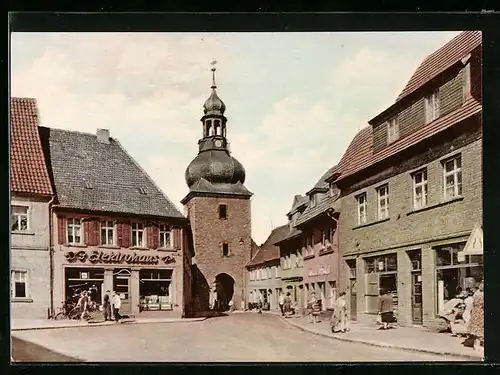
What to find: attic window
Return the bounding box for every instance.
[310,194,317,208]
[83,180,92,189]
[138,187,147,195]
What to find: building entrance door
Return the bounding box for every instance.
[349,278,357,321]
[411,272,423,325]
[114,269,131,313]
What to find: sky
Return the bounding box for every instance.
[10,31,460,245]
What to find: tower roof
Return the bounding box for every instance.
[203,60,226,115]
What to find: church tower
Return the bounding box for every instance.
[182,61,253,312]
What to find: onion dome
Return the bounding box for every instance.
[203,89,226,115]
[185,150,246,188]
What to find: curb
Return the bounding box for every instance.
[11,317,207,332]
[280,316,482,361]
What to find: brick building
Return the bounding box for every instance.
[10,98,54,319]
[182,65,253,313]
[246,225,287,312]
[40,126,191,317]
[329,31,483,328]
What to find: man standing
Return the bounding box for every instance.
[278,292,285,316]
[103,290,111,321]
[111,291,122,322]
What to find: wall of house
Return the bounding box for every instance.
[52,211,186,316]
[11,194,51,319]
[185,195,252,312]
[247,262,282,311]
[339,118,482,327]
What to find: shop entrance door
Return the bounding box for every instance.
[349,278,357,321]
[114,270,131,313]
[411,272,423,325]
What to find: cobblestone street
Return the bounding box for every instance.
[12,313,463,362]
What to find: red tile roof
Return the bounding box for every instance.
[10,97,53,196]
[397,31,481,102]
[247,224,289,268]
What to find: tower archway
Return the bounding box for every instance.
[215,273,235,312]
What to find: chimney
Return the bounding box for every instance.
[96,128,110,144]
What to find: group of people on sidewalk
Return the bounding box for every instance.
[76,289,124,322]
[439,279,484,352]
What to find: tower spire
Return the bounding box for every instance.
[211,59,217,89]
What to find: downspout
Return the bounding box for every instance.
[326,208,341,294]
[48,196,55,319]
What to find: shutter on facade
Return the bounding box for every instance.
[116,222,123,248]
[121,221,131,248]
[365,273,380,314]
[89,219,99,246]
[83,220,91,246]
[58,216,66,244]
[151,225,159,250]
[173,227,182,250]
[146,224,153,249]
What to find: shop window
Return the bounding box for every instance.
[65,268,104,305]
[159,225,172,248]
[131,222,144,247]
[11,270,28,299]
[101,220,114,246]
[219,204,227,219]
[11,205,29,232]
[67,218,82,244]
[139,269,173,311]
[443,155,462,200]
[222,243,229,257]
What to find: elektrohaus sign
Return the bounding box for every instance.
[64,250,176,265]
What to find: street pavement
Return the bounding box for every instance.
[12,312,463,362]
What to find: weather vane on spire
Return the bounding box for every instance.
[211,59,217,89]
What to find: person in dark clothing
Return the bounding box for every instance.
[378,288,394,330]
[103,290,111,321]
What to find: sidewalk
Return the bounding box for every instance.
[11,316,206,331]
[263,311,483,361]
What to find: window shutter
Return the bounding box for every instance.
[146,224,154,249]
[173,227,182,250]
[89,219,99,246]
[83,220,91,246]
[152,225,159,250]
[58,216,66,244]
[121,221,131,248]
[424,97,432,123]
[116,222,123,248]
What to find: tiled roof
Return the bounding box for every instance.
[40,127,184,218]
[10,98,53,196]
[335,97,481,182]
[294,195,341,227]
[286,194,308,215]
[397,31,481,102]
[247,224,288,267]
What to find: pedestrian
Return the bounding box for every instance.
[278,292,285,316]
[308,292,320,323]
[378,288,394,330]
[76,291,89,321]
[103,290,112,321]
[111,291,122,322]
[467,280,484,352]
[257,294,263,314]
[284,292,292,317]
[331,291,348,333]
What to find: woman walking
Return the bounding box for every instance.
[378,288,394,330]
[331,292,348,333]
[467,280,484,352]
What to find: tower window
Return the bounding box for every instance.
[222,243,229,257]
[219,204,227,219]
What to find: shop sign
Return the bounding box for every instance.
[308,266,330,277]
[65,250,175,265]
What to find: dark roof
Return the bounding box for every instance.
[308,165,337,193]
[286,194,308,215]
[41,127,184,218]
[181,178,252,204]
[273,226,303,246]
[295,195,341,227]
[247,224,288,267]
[397,31,481,102]
[10,98,53,196]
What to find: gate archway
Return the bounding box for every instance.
[214,273,235,312]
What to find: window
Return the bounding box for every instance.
[67,218,82,244]
[11,205,28,232]
[443,155,462,200]
[11,270,28,299]
[463,62,471,100]
[329,183,340,199]
[310,194,317,208]
[101,221,114,246]
[159,225,172,248]
[222,243,229,257]
[138,187,147,195]
[219,204,227,219]
[387,118,399,144]
[412,169,428,209]
[425,89,440,123]
[377,185,389,220]
[356,193,367,225]
[132,222,144,247]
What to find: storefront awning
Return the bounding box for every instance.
[458,223,483,262]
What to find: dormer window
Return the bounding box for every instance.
[138,187,146,195]
[425,89,440,124]
[387,117,399,144]
[329,183,340,199]
[310,194,317,208]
